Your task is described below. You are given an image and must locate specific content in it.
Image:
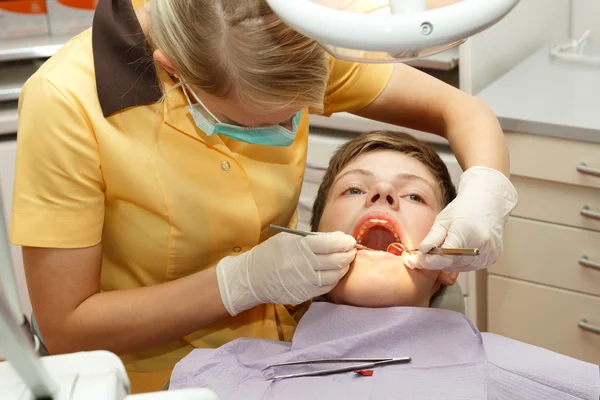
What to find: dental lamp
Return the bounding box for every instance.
[265,0,521,63]
[0,190,218,400]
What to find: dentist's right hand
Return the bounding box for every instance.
[216,231,357,316]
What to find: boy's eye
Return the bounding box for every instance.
[405,194,424,203]
[344,187,363,195]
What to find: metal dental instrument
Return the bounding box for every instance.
[406,247,480,256]
[389,243,480,256]
[269,225,480,256]
[267,357,412,380]
[268,224,315,237]
[269,224,373,251]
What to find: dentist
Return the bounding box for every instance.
[11,0,517,393]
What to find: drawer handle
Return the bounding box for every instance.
[579,255,600,270]
[576,162,600,178]
[580,206,600,221]
[578,318,600,335]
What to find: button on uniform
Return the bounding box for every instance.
[232,246,241,253]
[221,161,231,171]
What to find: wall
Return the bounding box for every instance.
[571,0,600,39]
[459,0,571,95]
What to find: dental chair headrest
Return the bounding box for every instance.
[429,282,466,314]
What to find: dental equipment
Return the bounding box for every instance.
[269,225,480,256]
[411,248,479,256]
[267,357,412,380]
[0,187,218,400]
[387,242,480,256]
[265,0,520,63]
[268,224,373,250]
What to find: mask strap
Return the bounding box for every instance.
[180,81,222,124]
[180,82,194,106]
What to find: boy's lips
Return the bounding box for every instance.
[352,211,406,252]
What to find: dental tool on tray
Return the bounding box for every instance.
[269,225,480,256]
[267,357,412,380]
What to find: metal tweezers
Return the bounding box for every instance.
[267,357,412,380]
[269,224,480,256]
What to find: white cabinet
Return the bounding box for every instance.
[473,29,600,361]
[484,134,600,363]
[488,275,600,365]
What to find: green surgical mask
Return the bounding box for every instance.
[183,85,301,147]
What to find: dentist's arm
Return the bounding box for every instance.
[24,231,355,355]
[24,244,228,355]
[353,63,509,176]
[353,64,518,272]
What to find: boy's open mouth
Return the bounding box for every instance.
[352,212,405,252]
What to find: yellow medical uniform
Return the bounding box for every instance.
[10,0,393,394]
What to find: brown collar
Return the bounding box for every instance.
[92,0,162,117]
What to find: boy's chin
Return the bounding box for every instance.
[328,287,430,309]
[327,250,439,308]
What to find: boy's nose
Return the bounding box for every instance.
[367,182,399,210]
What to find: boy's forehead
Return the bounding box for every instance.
[338,150,434,182]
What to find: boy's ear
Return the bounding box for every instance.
[437,271,459,286]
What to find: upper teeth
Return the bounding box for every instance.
[369,219,388,224]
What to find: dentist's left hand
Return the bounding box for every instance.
[404,166,518,272]
[216,231,357,316]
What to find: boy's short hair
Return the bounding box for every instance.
[310,130,457,232]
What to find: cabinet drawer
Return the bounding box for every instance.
[488,275,600,365]
[506,132,600,189]
[490,217,600,297]
[511,176,600,231]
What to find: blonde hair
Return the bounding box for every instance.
[147,0,329,113]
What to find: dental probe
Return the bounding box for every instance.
[270,225,480,256]
[268,225,373,250]
[386,242,479,256]
[402,247,480,256]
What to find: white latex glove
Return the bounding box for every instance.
[216,231,357,316]
[404,166,518,272]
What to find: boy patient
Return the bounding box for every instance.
[310,129,459,308]
[169,131,599,399]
